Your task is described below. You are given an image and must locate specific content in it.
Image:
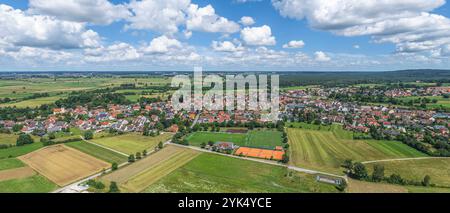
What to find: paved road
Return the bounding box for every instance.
[190,113,200,129]
[362,157,449,164]
[169,142,347,180]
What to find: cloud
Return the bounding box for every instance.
[126,0,239,34]
[353,45,360,49]
[240,25,276,46]
[186,4,240,33]
[0,4,101,50]
[314,51,331,62]
[240,16,255,26]
[282,40,305,48]
[28,0,130,25]
[143,35,182,54]
[211,41,244,52]
[272,0,450,54]
[126,0,190,34]
[84,43,140,62]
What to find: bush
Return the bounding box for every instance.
[16,134,34,146]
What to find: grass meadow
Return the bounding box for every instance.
[90,133,173,155]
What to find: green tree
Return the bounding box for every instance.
[111,162,118,171]
[371,164,385,182]
[422,175,431,187]
[136,152,142,160]
[352,162,368,180]
[341,159,353,171]
[336,180,347,192]
[128,154,135,163]
[281,154,290,164]
[158,141,163,149]
[84,131,94,140]
[12,124,23,132]
[201,142,207,149]
[143,150,148,156]
[16,134,34,146]
[108,182,120,193]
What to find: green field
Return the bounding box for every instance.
[66,141,128,164]
[0,94,67,108]
[0,158,25,171]
[0,175,57,193]
[366,158,450,187]
[144,153,338,193]
[0,134,18,145]
[90,133,173,155]
[287,128,427,174]
[0,142,44,160]
[187,130,283,149]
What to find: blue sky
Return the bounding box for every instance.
[1,0,450,71]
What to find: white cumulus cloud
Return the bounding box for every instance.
[314,51,331,62]
[186,4,240,33]
[28,0,130,25]
[240,25,276,46]
[143,35,182,54]
[240,16,255,26]
[283,40,305,48]
[211,41,244,52]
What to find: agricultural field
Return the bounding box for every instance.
[366,158,450,187]
[0,94,67,108]
[66,141,128,164]
[396,96,450,109]
[0,158,25,171]
[102,145,199,192]
[18,145,110,186]
[0,174,57,193]
[287,128,427,174]
[144,153,338,193]
[0,133,19,145]
[187,130,283,150]
[0,142,44,160]
[90,133,173,155]
[0,167,36,182]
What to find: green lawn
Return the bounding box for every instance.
[66,141,128,164]
[0,142,44,160]
[187,130,283,149]
[89,133,173,155]
[366,158,450,187]
[246,130,283,149]
[0,94,67,108]
[187,132,247,146]
[0,175,57,193]
[0,158,25,171]
[287,128,427,174]
[144,153,338,193]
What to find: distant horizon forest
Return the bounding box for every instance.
[0,69,449,88]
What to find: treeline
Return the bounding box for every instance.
[279,70,450,87]
[55,92,130,109]
[343,160,434,187]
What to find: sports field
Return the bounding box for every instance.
[66,141,128,164]
[287,128,427,174]
[187,130,283,149]
[102,145,200,192]
[144,153,338,193]
[366,158,450,187]
[90,133,173,155]
[18,145,110,186]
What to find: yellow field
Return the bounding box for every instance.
[90,133,173,155]
[0,167,36,182]
[19,145,110,186]
[348,179,407,193]
[102,145,200,192]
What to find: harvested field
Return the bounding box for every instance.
[348,179,407,193]
[102,145,200,192]
[18,145,110,186]
[235,147,284,160]
[0,167,35,181]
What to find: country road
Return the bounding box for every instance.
[361,157,449,164]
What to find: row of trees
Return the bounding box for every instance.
[342,160,433,187]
